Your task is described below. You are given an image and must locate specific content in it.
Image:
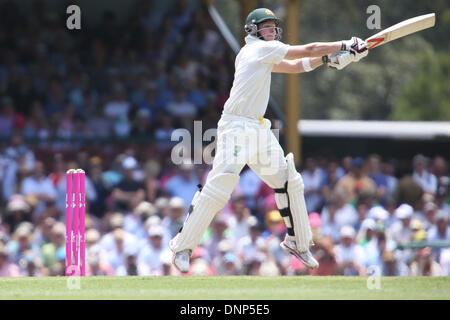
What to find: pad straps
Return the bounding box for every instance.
[274,182,295,237]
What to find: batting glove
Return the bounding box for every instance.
[341,37,368,54]
[323,51,355,70]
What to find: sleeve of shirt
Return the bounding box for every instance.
[256,41,290,65]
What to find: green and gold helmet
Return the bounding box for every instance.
[244,8,282,40]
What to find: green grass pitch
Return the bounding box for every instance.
[0,276,449,300]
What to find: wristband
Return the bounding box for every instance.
[341,41,346,51]
[301,58,313,72]
[322,55,329,64]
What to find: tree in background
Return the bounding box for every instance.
[391,51,450,121]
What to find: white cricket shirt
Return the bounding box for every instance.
[222,35,290,120]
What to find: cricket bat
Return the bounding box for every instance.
[366,13,436,50]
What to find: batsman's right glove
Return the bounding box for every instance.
[341,36,369,62]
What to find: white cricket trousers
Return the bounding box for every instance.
[169,113,289,253]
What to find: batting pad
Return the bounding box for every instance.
[169,172,240,253]
[285,153,313,251]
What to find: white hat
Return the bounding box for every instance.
[134,201,157,217]
[395,204,413,219]
[122,156,138,170]
[340,225,356,238]
[110,213,124,228]
[169,197,186,209]
[367,206,389,221]
[155,197,169,210]
[361,218,376,231]
[148,225,164,237]
[144,216,162,230]
[7,195,30,212]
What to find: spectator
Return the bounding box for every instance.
[353,200,369,231]
[334,226,365,276]
[186,246,215,276]
[420,201,438,231]
[335,157,376,204]
[85,229,114,276]
[321,189,359,232]
[238,167,263,211]
[0,96,17,137]
[104,84,131,121]
[409,247,444,276]
[308,212,322,244]
[98,213,139,268]
[301,157,326,213]
[203,215,231,263]
[227,195,252,243]
[4,195,32,234]
[394,174,424,210]
[412,154,438,195]
[0,242,21,277]
[3,132,36,200]
[382,197,399,229]
[360,229,397,276]
[20,161,57,217]
[367,206,389,226]
[166,87,197,119]
[161,197,186,239]
[431,156,448,181]
[236,217,265,265]
[320,200,341,242]
[154,113,176,152]
[130,108,153,138]
[6,223,41,268]
[86,104,112,138]
[367,154,389,201]
[426,211,450,261]
[320,160,343,204]
[164,161,199,207]
[124,201,157,241]
[388,203,416,276]
[111,156,146,212]
[137,225,171,275]
[40,222,64,269]
[310,236,338,276]
[388,204,414,244]
[436,177,450,214]
[356,218,377,246]
[440,248,450,276]
[381,159,398,197]
[33,216,56,247]
[218,251,241,276]
[88,158,110,218]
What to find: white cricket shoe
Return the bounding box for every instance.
[172,250,191,273]
[280,239,319,269]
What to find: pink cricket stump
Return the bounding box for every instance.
[65,170,73,276]
[73,171,80,274]
[80,170,86,276]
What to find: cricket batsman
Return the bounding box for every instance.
[169,8,368,273]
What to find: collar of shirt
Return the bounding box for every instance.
[245,35,261,44]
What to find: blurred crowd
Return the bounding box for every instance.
[0,145,449,277]
[0,0,449,277]
[0,0,230,144]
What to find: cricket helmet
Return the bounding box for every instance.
[244,8,282,40]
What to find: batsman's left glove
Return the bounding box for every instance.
[323,51,355,70]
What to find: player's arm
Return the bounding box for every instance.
[284,42,342,59]
[284,37,368,60]
[272,57,323,73]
